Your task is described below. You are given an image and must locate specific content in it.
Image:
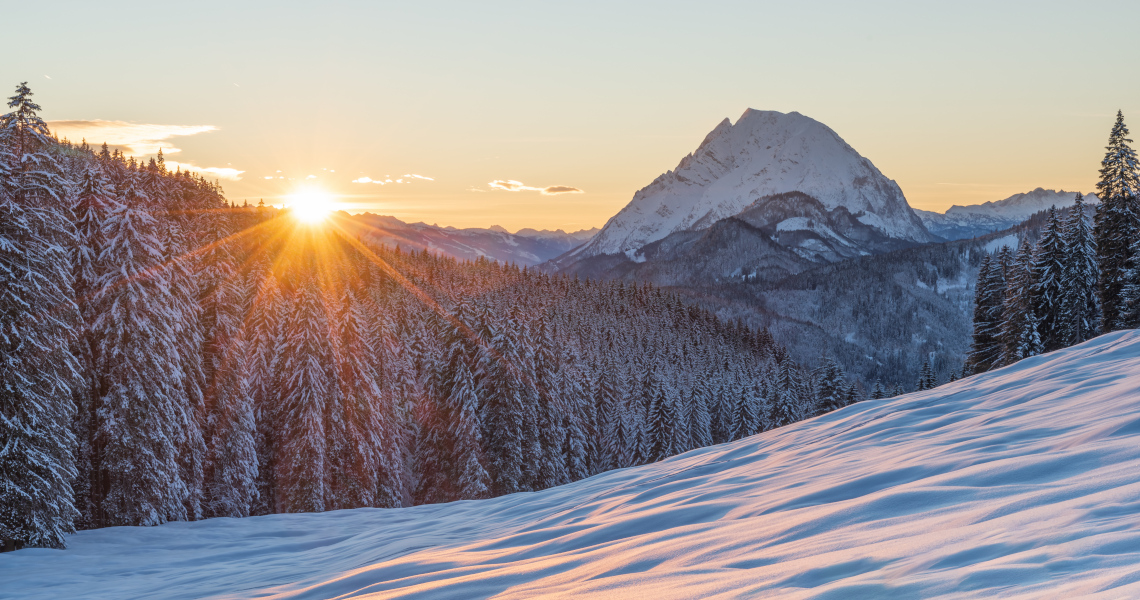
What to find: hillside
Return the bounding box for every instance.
[6,331,1140,599]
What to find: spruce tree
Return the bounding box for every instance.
[915,360,937,391]
[1001,240,1042,365]
[0,82,80,548]
[768,362,802,428]
[966,251,1007,374]
[1031,206,1067,351]
[1061,193,1100,345]
[1094,111,1140,330]
[813,357,845,413]
[92,167,187,526]
[275,276,331,513]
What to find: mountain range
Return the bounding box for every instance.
[915,187,1098,240]
[343,213,596,266]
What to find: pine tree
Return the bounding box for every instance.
[1095,111,1140,331]
[477,310,530,495]
[207,334,258,518]
[327,288,387,509]
[915,360,937,391]
[966,251,1008,374]
[0,82,80,549]
[1061,193,1100,345]
[1031,206,1067,351]
[92,167,187,527]
[245,271,283,515]
[1117,233,1140,328]
[869,380,886,399]
[646,385,678,461]
[1001,240,1042,365]
[275,276,331,513]
[768,362,802,428]
[813,357,846,414]
[448,360,490,499]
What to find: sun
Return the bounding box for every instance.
[288,189,334,224]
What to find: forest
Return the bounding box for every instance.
[0,84,862,550]
[967,111,1139,375]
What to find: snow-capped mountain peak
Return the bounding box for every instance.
[571,109,933,259]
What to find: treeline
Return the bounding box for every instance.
[968,110,1139,373]
[1,84,865,551]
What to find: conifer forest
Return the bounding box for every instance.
[0,84,855,550]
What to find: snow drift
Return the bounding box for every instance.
[6,331,1140,599]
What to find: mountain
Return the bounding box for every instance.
[562,108,934,266]
[344,213,596,265]
[558,206,1071,388]
[8,331,1140,598]
[916,188,1097,240]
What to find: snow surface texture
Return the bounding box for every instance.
[7,331,1140,599]
[573,109,933,258]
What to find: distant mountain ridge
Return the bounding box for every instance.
[563,109,933,265]
[345,214,597,266]
[916,188,1097,240]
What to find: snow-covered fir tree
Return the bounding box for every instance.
[0,82,80,549]
[1094,110,1140,331]
[1061,193,1100,346]
[1031,207,1067,351]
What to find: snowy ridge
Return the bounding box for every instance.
[917,188,1099,240]
[344,214,596,266]
[572,109,933,259]
[7,331,1140,598]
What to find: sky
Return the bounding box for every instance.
[3,0,1138,231]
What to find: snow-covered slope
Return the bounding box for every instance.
[7,332,1140,599]
[571,109,933,259]
[917,188,1098,240]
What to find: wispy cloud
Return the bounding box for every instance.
[352,174,434,185]
[46,119,217,156]
[486,180,583,195]
[166,161,244,181]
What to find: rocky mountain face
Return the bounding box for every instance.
[916,188,1097,240]
[541,110,1085,386]
[560,109,933,268]
[344,214,596,266]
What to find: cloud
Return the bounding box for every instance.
[352,174,433,185]
[166,161,244,181]
[46,119,217,156]
[542,185,584,195]
[487,180,584,195]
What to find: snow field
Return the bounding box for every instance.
[5,331,1140,599]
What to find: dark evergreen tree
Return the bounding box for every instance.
[1031,207,1067,351]
[1094,111,1140,331]
[1061,193,1100,345]
[915,360,937,391]
[0,83,80,549]
[275,276,331,513]
[966,251,1008,374]
[1001,240,1042,365]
